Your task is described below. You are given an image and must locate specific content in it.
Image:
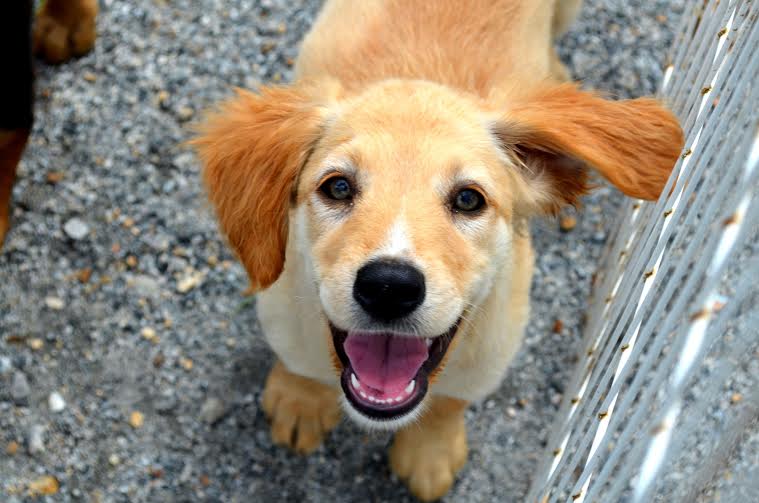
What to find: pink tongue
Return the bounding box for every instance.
[344,333,429,395]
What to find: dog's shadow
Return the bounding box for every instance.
[200,340,411,502]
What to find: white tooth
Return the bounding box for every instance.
[395,396,403,403]
[425,339,432,347]
[405,380,415,394]
[368,396,377,403]
[359,391,368,399]
[351,373,361,389]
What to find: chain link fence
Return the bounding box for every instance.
[527,1,758,501]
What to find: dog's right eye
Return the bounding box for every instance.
[320,176,353,201]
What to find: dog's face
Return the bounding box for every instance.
[193,79,683,428]
[297,82,520,425]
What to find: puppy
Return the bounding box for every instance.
[193,0,683,500]
[0,0,97,248]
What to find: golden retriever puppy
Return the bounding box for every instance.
[193,0,683,499]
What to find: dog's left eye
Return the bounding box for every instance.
[320,176,353,201]
[453,188,485,213]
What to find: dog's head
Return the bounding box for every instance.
[193,80,683,428]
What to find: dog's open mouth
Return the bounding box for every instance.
[330,321,459,420]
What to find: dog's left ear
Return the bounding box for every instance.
[491,83,684,214]
[192,86,326,291]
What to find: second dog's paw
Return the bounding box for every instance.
[389,398,468,501]
[34,0,98,64]
[261,361,341,454]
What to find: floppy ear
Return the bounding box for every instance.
[492,83,684,214]
[191,86,325,291]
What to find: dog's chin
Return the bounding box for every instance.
[329,319,460,430]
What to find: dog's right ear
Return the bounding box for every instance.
[191,86,325,291]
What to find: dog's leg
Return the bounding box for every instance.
[0,130,30,248]
[261,360,341,454]
[549,0,583,82]
[34,0,98,64]
[389,395,469,502]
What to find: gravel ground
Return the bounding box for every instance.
[0,1,684,501]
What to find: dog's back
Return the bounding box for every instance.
[297,0,562,95]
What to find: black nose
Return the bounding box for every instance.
[353,260,426,321]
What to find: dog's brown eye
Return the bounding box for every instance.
[320,176,353,201]
[453,188,485,213]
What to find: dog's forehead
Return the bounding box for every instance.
[316,86,497,176]
[336,80,486,133]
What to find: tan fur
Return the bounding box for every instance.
[262,360,342,454]
[194,0,684,499]
[389,396,469,501]
[34,0,98,64]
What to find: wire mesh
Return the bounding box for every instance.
[527,1,759,501]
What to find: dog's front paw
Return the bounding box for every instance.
[34,0,98,64]
[389,397,468,501]
[261,360,341,454]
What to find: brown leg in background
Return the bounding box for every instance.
[0,130,30,249]
[389,396,469,502]
[34,0,98,64]
[261,360,342,455]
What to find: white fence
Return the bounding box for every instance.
[527,1,759,501]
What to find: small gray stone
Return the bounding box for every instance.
[131,275,161,298]
[28,424,45,455]
[49,391,66,412]
[175,105,195,121]
[63,218,90,240]
[0,356,12,375]
[154,392,178,414]
[199,397,227,425]
[11,371,31,405]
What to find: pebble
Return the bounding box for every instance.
[44,296,65,310]
[0,356,12,375]
[11,371,31,405]
[176,272,204,293]
[179,357,194,371]
[28,424,45,455]
[27,475,59,496]
[129,411,145,429]
[591,231,607,244]
[176,106,195,121]
[6,441,19,455]
[49,391,66,412]
[46,171,65,183]
[131,275,161,298]
[140,327,159,344]
[63,217,90,240]
[560,215,577,232]
[109,453,121,466]
[199,397,228,425]
[154,392,178,414]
